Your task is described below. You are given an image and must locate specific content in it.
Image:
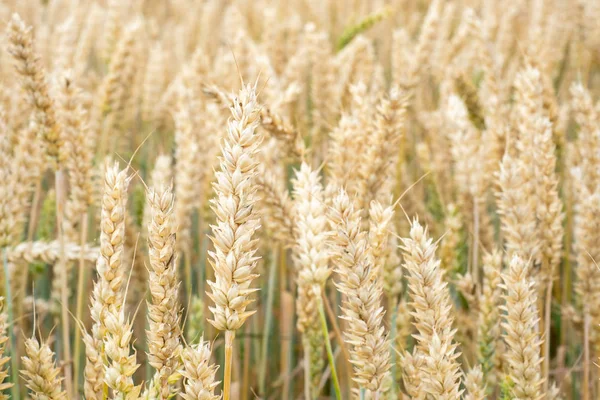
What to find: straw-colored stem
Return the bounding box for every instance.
[73,213,88,395]
[259,248,278,395]
[583,312,590,400]
[3,247,20,400]
[317,289,341,400]
[561,186,573,348]
[473,198,480,286]
[543,274,553,395]
[224,330,235,400]
[16,180,42,362]
[389,298,399,397]
[359,387,366,400]
[55,169,73,398]
[242,324,251,400]
[303,336,312,400]
[184,250,192,303]
[281,291,293,400]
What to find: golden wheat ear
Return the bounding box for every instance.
[145,184,182,399]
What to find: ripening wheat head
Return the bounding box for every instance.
[329,189,390,392]
[400,219,462,398]
[180,338,221,400]
[206,83,263,332]
[20,337,66,400]
[146,185,182,399]
[500,255,543,400]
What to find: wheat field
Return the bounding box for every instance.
[0,0,597,399]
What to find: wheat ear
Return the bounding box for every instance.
[329,189,390,393]
[146,185,182,399]
[400,219,462,398]
[20,337,67,400]
[500,255,544,399]
[180,337,220,400]
[292,162,331,396]
[206,83,262,400]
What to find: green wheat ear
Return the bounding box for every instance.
[337,7,392,51]
[455,75,486,131]
[499,376,514,400]
[186,295,205,345]
[37,190,56,241]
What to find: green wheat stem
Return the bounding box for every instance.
[317,287,341,400]
[359,387,366,400]
[4,247,20,399]
[259,248,278,395]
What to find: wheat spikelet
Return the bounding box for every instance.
[141,42,167,123]
[329,189,390,392]
[89,162,129,335]
[477,250,503,387]
[464,365,486,400]
[180,338,220,400]
[255,166,295,247]
[56,71,94,242]
[206,83,262,332]
[0,298,12,399]
[174,100,199,256]
[82,331,104,400]
[361,87,408,204]
[496,151,539,261]
[20,337,66,400]
[400,219,462,398]
[500,255,544,399]
[401,350,427,398]
[146,185,182,399]
[7,240,98,264]
[7,13,62,166]
[205,83,262,399]
[570,83,600,192]
[86,162,140,399]
[186,295,205,345]
[99,21,138,121]
[531,115,563,280]
[292,162,330,394]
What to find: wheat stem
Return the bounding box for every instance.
[72,213,88,392]
[3,248,19,400]
[259,248,278,395]
[583,313,590,400]
[55,169,73,398]
[303,336,312,400]
[317,289,341,400]
[543,274,553,394]
[224,330,235,400]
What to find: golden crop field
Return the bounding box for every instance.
[0,0,596,399]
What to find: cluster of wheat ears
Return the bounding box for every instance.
[0,0,598,399]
